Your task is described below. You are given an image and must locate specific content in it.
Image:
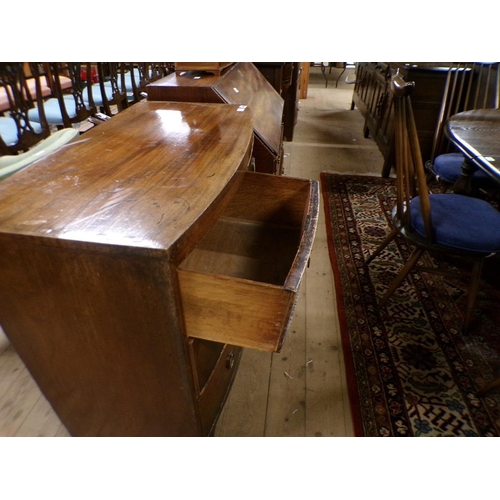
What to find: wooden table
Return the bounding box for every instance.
[0,101,318,436]
[446,108,500,193]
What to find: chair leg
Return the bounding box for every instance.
[366,227,399,265]
[463,258,484,334]
[378,248,424,309]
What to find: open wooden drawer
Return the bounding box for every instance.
[178,171,319,352]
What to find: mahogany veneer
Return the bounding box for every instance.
[0,100,318,436]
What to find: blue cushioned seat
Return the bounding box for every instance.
[433,152,494,188]
[410,193,500,253]
[105,68,144,102]
[83,83,114,107]
[0,115,42,146]
[28,95,89,125]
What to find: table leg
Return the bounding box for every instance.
[452,157,477,195]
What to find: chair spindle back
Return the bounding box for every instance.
[431,62,500,161]
[391,73,434,242]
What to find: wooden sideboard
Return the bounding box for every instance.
[146,62,285,175]
[352,62,452,176]
[0,101,318,436]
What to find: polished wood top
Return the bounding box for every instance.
[447,108,500,180]
[147,62,284,155]
[0,101,254,256]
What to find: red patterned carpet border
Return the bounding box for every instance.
[321,172,500,436]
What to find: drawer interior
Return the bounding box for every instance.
[180,171,311,287]
[178,171,318,352]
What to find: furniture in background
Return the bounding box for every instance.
[367,74,500,334]
[254,62,301,141]
[0,62,51,155]
[0,100,318,436]
[28,63,98,129]
[426,62,500,193]
[320,62,355,88]
[299,62,310,99]
[446,108,500,193]
[146,62,285,175]
[352,63,458,177]
[115,63,170,105]
[174,62,232,75]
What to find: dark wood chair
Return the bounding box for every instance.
[0,62,51,155]
[366,73,500,334]
[89,62,128,117]
[28,63,98,129]
[426,62,500,194]
[120,63,168,104]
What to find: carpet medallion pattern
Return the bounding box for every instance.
[321,172,500,436]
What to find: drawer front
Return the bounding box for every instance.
[198,344,241,435]
[178,172,319,352]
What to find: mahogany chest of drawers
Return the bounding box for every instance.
[0,101,318,436]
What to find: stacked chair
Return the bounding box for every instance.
[0,62,172,178]
[28,63,98,128]
[0,62,51,154]
[367,73,500,334]
[114,63,168,104]
[0,62,78,179]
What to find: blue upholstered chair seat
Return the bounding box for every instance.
[104,69,143,101]
[433,152,494,187]
[105,69,141,92]
[0,115,42,146]
[83,83,114,106]
[410,193,500,253]
[28,95,89,124]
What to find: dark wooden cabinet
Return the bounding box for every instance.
[352,62,452,176]
[254,62,301,142]
[146,62,285,175]
[0,101,318,436]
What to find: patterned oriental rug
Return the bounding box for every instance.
[321,172,500,436]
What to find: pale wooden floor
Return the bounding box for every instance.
[0,66,383,437]
[215,66,383,436]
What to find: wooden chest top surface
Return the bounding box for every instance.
[0,101,254,255]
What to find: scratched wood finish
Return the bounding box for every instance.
[0,101,254,436]
[147,63,285,174]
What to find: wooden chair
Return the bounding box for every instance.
[86,63,128,116]
[366,73,500,333]
[28,63,98,128]
[118,63,167,104]
[426,62,500,193]
[0,62,51,155]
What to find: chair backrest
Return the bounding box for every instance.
[391,73,434,242]
[0,62,51,155]
[123,63,168,104]
[44,62,97,127]
[431,62,500,160]
[95,62,128,115]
